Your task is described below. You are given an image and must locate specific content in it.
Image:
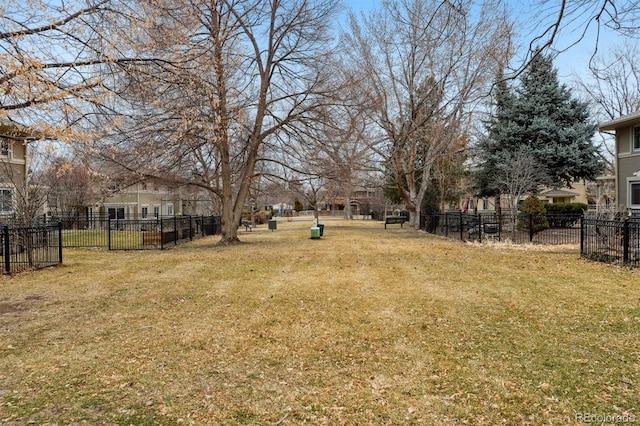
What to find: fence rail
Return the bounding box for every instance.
[0,223,62,274]
[424,212,640,267]
[54,215,221,250]
[424,212,582,245]
[581,217,640,267]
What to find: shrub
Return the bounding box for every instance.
[517,196,549,233]
[254,210,272,225]
[544,202,586,227]
[544,202,587,215]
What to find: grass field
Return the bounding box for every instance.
[1,218,638,425]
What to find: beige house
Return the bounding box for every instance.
[96,180,179,219]
[598,112,640,211]
[465,182,590,214]
[538,181,589,205]
[0,121,30,217]
[93,179,216,219]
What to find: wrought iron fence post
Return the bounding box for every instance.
[623,218,630,264]
[579,217,584,256]
[444,213,449,238]
[478,214,482,243]
[108,219,112,250]
[459,212,463,241]
[173,216,177,245]
[529,214,534,242]
[3,225,9,274]
[58,221,63,264]
[160,217,164,250]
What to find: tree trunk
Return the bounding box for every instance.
[408,204,420,228]
[217,153,241,244]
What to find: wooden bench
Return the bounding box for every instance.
[142,232,161,245]
[241,220,253,231]
[384,216,407,229]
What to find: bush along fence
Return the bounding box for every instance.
[0,222,63,275]
[52,215,221,250]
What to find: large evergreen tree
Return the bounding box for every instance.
[476,53,603,197]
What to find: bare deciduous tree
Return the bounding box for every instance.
[492,146,550,221]
[0,1,151,133]
[41,158,94,219]
[0,1,165,223]
[90,0,341,244]
[290,101,381,219]
[516,1,640,76]
[574,42,640,171]
[343,0,512,227]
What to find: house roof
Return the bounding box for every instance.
[598,111,640,131]
[0,118,39,140]
[540,189,578,197]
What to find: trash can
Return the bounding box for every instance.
[318,223,324,236]
[310,226,321,239]
[268,219,277,231]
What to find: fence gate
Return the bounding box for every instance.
[1,223,63,275]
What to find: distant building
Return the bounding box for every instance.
[90,179,215,219]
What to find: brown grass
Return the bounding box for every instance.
[0,218,638,425]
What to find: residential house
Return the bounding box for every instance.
[598,111,640,212]
[538,181,589,205]
[319,185,384,219]
[94,180,186,219]
[464,182,591,215]
[0,121,30,218]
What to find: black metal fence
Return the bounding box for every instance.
[53,215,221,250]
[424,212,582,245]
[0,223,63,274]
[424,211,640,267]
[581,217,640,267]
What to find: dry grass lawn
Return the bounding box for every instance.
[0,218,638,425]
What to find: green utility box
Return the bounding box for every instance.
[310,226,321,239]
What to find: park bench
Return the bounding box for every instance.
[241,220,253,231]
[483,222,500,238]
[385,216,407,229]
[467,222,499,238]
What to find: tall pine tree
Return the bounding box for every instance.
[477,53,603,197]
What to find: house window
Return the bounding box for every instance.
[141,205,148,219]
[153,205,160,218]
[141,182,147,191]
[482,198,489,210]
[630,182,640,207]
[108,207,125,220]
[0,138,11,158]
[0,189,13,212]
[167,204,174,216]
[635,127,640,151]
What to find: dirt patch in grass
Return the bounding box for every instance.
[0,218,638,424]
